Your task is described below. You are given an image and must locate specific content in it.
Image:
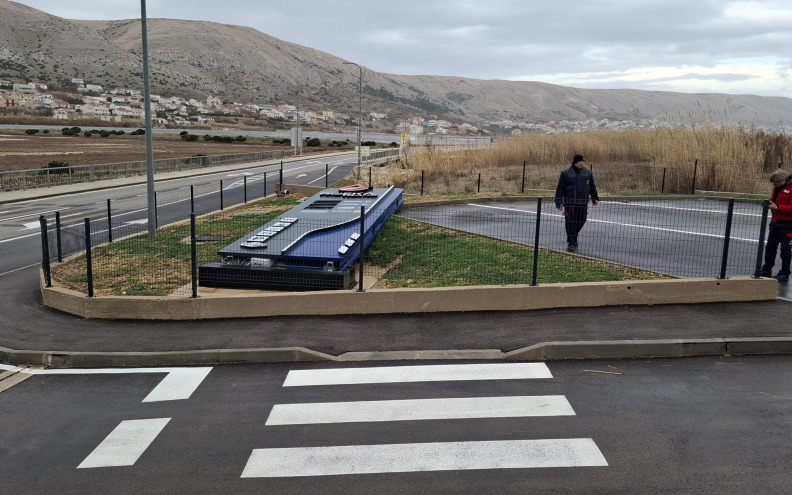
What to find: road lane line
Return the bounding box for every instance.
[266,395,575,425]
[77,418,171,468]
[468,203,760,243]
[241,439,608,477]
[282,363,552,387]
[31,367,212,402]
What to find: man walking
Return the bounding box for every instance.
[555,154,599,252]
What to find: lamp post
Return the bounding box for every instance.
[140,0,155,237]
[343,61,362,172]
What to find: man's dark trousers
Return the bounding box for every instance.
[762,222,792,275]
[564,205,588,246]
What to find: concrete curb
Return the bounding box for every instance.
[40,276,778,320]
[2,338,791,368]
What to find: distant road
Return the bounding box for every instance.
[0,124,402,144]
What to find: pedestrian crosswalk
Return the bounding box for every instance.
[71,362,608,478]
[244,362,608,478]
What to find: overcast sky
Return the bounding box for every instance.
[13,0,792,97]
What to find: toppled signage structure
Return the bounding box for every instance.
[199,185,404,290]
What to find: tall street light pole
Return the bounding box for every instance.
[343,62,362,172]
[140,0,156,237]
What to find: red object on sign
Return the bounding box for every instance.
[339,184,369,192]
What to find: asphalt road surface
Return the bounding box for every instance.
[2,357,790,494]
[0,153,359,276]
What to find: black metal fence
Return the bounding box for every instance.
[1,150,286,191]
[41,192,773,297]
[371,159,776,196]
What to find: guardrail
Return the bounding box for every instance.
[0,150,287,192]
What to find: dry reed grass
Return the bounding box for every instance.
[380,127,791,195]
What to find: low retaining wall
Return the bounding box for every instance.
[40,274,777,320]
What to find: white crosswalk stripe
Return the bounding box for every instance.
[265,395,575,425]
[282,362,553,386]
[242,439,608,478]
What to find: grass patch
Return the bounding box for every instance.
[366,216,665,288]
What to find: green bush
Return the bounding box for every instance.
[306,137,321,147]
[179,130,189,136]
[83,131,92,137]
[100,130,111,137]
[362,141,376,147]
[25,129,39,135]
[235,135,247,142]
[203,134,212,141]
[115,130,125,136]
[42,129,49,134]
[180,134,199,142]
[131,128,145,135]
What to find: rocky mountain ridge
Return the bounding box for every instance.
[1,0,791,129]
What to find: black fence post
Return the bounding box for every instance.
[420,170,424,196]
[244,175,248,203]
[84,218,94,297]
[39,215,52,288]
[264,173,268,197]
[369,167,372,189]
[719,198,735,279]
[531,198,542,286]
[357,205,365,292]
[691,159,698,194]
[477,173,481,193]
[154,191,158,230]
[190,213,198,299]
[55,211,62,262]
[190,185,195,214]
[521,161,526,193]
[325,163,329,188]
[661,168,667,194]
[106,198,113,243]
[279,161,283,191]
[753,201,770,278]
[220,180,224,210]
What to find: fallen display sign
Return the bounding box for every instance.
[199,185,404,291]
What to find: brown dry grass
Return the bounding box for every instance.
[383,127,792,195]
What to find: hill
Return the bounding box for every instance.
[1,0,791,129]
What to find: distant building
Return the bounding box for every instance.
[71,78,84,85]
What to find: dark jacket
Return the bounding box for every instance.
[555,165,599,207]
[770,175,792,223]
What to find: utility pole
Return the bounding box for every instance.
[140,0,156,237]
[343,62,363,172]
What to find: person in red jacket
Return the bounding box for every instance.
[759,169,792,282]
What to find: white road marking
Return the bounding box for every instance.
[307,166,338,185]
[468,203,760,243]
[30,367,212,402]
[282,363,552,387]
[0,364,21,372]
[142,368,212,402]
[241,439,608,477]
[0,262,40,278]
[601,200,761,217]
[77,418,171,469]
[126,219,148,224]
[295,174,307,179]
[266,395,575,425]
